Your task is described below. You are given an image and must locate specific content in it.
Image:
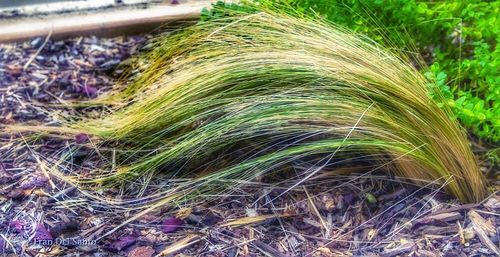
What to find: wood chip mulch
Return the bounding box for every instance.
[0,35,499,257]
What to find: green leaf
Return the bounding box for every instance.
[365,193,377,204]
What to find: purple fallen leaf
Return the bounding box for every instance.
[171,0,179,4]
[35,175,49,187]
[9,220,25,233]
[34,224,53,241]
[20,175,48,190]
[75,133,90,144]
[82,85,98,98]
[161,217,183,233]
[110,235,137,251]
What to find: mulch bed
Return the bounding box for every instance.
[0,35,499,257]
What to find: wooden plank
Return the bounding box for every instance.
[0,1,213,42]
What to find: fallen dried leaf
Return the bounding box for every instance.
[7,188,26,199]
[82,85,98,98]
[9,220,25,233]
[366,228,378,241]
[175,208,192,220]
[109,235,137,251]
[320,194,335,212]
[34,223,53,241]
[6,64,22,76]
[128,246,155,257]
[75,133,90,144]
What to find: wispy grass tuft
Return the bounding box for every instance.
[9,5,487,204]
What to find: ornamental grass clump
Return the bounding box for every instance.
[15,7,487,203]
